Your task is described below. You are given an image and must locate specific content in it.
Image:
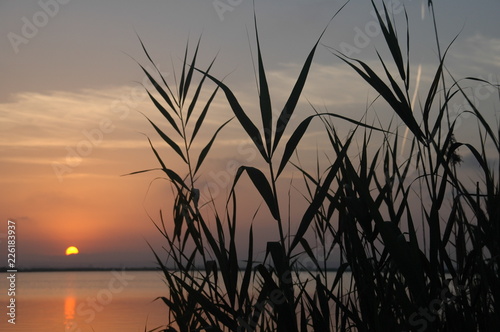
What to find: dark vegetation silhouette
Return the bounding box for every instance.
[129,1,500,331]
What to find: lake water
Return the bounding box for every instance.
[0,270,345,331]
[0,271,169,332]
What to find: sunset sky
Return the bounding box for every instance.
[1,0,499,269]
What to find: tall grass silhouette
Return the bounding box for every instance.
[130,1,499,331]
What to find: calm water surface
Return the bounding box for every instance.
[0,271,169,332]
[1,270,344,331]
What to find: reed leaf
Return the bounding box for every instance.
[254,12,273,155]
[139,63,178,115]
[334,53,426,144]
[271,1,349,154]
[277,112,385,177]
[232,166,279,220]
[143,115,187,163]
[144,88,181,135]
[178,41,188,104]
[196,69,268,161]
[289,134,353,253]
[189,86,219,148]
[186,55,217,123]
[238,224,254,309]
[193,117,233,175]
[370,0,406,84]
[454,78,500,150]
[137,35,179,109]
[181,36,201,106]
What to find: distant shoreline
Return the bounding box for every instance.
[1,267,341,273]
[0,267,159,272]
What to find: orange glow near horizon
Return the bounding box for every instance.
[65,246,79,256]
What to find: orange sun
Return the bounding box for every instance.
[65,246,79,256]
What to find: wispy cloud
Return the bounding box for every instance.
[451,34,500,71]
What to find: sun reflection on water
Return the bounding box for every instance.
[64,295,76,329]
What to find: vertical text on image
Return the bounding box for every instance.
[5,220,17,325]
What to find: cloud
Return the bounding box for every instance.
[263,62,363,109]
[451,34,500,73]
[1,89,113,144]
